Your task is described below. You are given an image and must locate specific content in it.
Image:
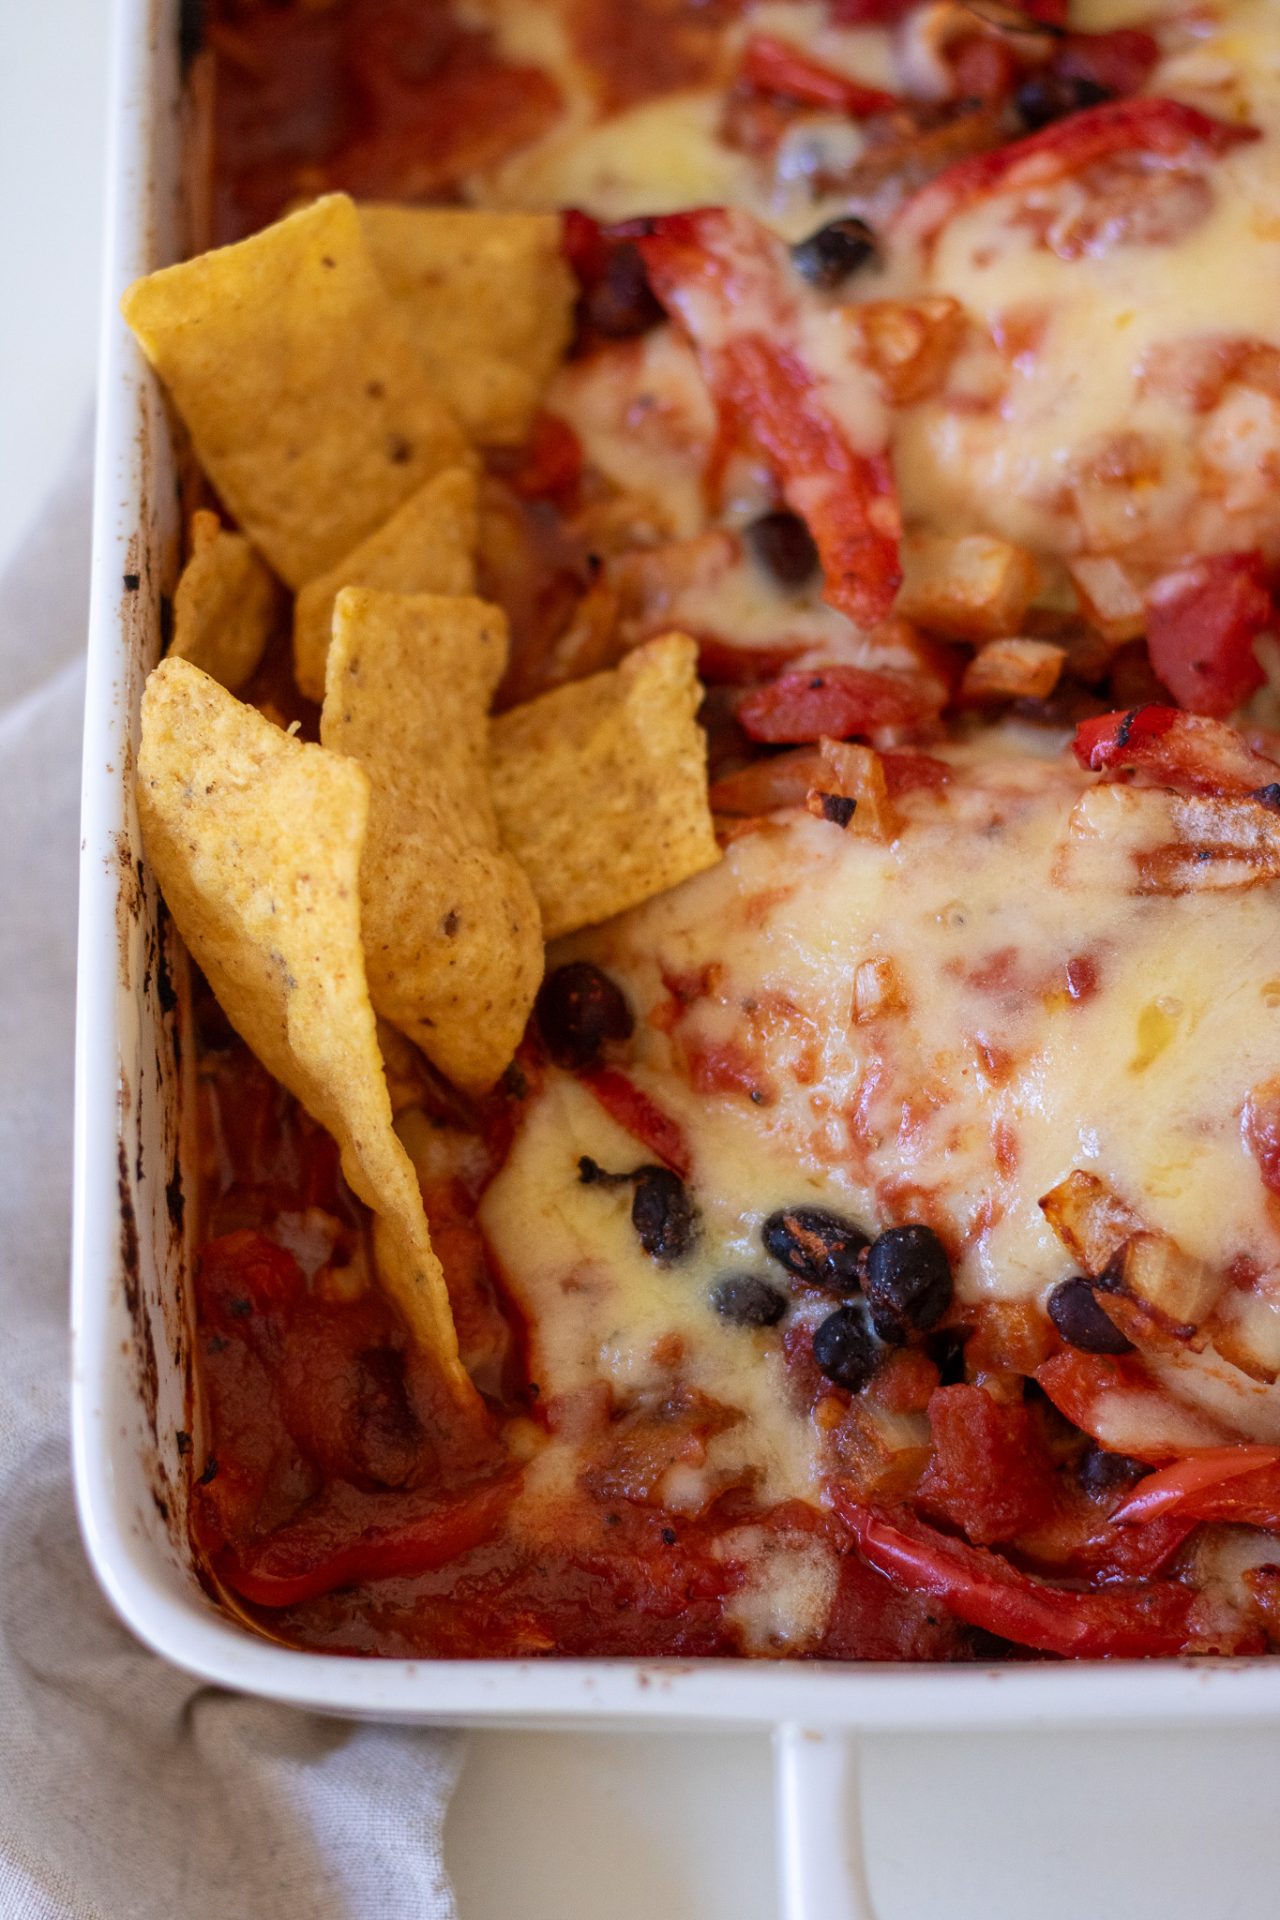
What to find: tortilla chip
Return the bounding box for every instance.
[170,510,278,693]
[321,589,544,1093]
[136,655,467,1396]
[122,195,471,589]
[293,465,478,702]
[360,206,575,447]
[490,632,720,939]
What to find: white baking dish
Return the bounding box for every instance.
[69,2,1280,1912]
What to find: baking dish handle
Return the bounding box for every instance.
[773,1724,880,1920]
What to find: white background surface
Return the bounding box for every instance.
[9,0,1280,1913]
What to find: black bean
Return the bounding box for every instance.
[812,1306,880,1393]
[762,1206,868,1293]
[710,1273,789,1328]
[1252,783,1280,812]
[1077,1443,1152,1498]
[631,1166,699,1264]
[864,1225,952,1343]
[584,241,665,338]
[536,961,634,1070]
[1015,69,1112,133]
[790,216,879,290]
[745,510,819,590]
[1047,1276,1133,1355]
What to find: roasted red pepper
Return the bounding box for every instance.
[220,1476,517,1608]
[1110,1447,1280,1527]
[635,208,902,628]
[1072,704,1280,794]
[740,34,897,116]
[1144,552,1273,718]
[898,98,1258,250]
[831,1493,1198,1657]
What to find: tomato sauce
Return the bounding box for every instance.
[209,0,563,241]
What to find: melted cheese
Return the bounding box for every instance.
[484,88,754,221]
[891,1,1280,561]
[482,746,1280,1585]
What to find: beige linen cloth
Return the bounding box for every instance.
[0,437,463,1919]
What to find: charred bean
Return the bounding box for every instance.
[864,1225,953,1343]
[762,1206,867,1292]
[813,1306,880,1393]
[536,961,634,1070]
[791,217,879,290]
[1047,1276,1133,1355]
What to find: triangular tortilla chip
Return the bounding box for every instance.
[293,465,478,702]
[490,633,720,938]
[136,655,468,1397]
[321,589,544,1092]
[171,509,278,693]
[359,206,575,446]
[122,194,471,588]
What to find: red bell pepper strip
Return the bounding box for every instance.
[578,1066,692,1180]
[831,1493,1197,1656]
[1143,552,1273,719]
[635,208,902,628]
[737,664,941,743]
[1110,1447,1280,1527]
[220,1476,516,1608]
[897,98,1259,251]
[1072,704,1280,795]
[740,35,897,117]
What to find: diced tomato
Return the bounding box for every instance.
[1109,1447,1280,1527]
[737,665,940,743]
[198,1230,306,1327]
[740,34,897,117]
[897,98,1259,251]
[1072,704,1280,794]
[220,1476,516,1608]
[1143,553,1273,718]
[917,1384,1058,1546]
[578,1066,693,1179]
[831,1494,1197,1657]
[635,209,902,628]
[1057,29,1160,98]
[505,411,584,508]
